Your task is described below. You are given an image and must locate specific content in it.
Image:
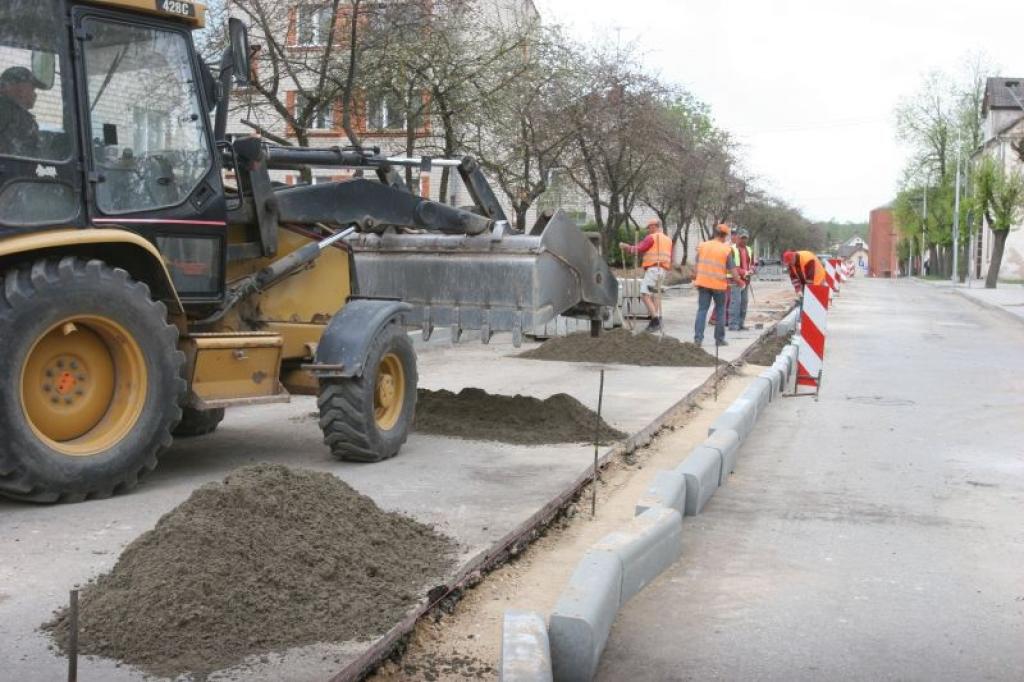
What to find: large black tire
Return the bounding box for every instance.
[172,407,226,437]
[317,322,417,462]
[0,257,186,502]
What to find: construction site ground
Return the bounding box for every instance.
[0,279,794,682]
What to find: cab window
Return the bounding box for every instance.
[82,19,212,215]
[0,2,72,163]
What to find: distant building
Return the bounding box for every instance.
[837,236,869,275]
[868,205,898,277]
[975,77,1024,281]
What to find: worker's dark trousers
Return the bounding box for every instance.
[694,287,726,344]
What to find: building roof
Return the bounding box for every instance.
[838,243,868,258]
[983,78,1024,115]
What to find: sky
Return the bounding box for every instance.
[534,0,1024,223]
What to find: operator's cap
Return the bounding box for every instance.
[782,250,796,264]
[736,228,749,239]
[0,66,46,89]
[715,223,731,236]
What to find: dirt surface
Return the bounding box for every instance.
[369,369,761,682]
[43,464,456,678]
[415,388,625,445]
[519,328,718,367]
[745,332,794,366]
[378,650,496,680]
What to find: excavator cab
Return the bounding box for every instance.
[0,0,618,503]
[0,0,227,302]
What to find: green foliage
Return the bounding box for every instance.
[974,156,1024,233]
[581,222,644,265]
[816,221,869,247]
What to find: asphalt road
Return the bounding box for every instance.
[598,279,1024,681]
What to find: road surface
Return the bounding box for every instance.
[598,279,1024,681]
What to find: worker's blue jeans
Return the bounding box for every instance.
[728,284,749,330]
[694,287,726,344]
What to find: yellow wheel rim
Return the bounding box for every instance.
[20,316,147,457]
[374,352,405,431]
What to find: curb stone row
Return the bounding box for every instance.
[500,325,803,682]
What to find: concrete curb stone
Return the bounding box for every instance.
[759,368,784,399]
[773,354,794,389]
[500,610,553,682]
[704,428,741,485]
[776,308,799,336]
[548,550,622,682]
[594,507,684,605]
[740,380,770,416]
[708,398,755,438]
[634,470,687,517]
[675,446,722,516]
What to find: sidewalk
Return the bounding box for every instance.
[918,278,1024,324]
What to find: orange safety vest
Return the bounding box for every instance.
[642,232,673,269]
[694,239,732,291]
[795,250,826,286]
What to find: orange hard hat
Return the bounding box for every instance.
[715,224,731,236]
[782,251,796,264]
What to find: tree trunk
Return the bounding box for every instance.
[515,201,528,231]
[985,229,1009,288]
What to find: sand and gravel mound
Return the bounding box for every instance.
[519,328,717,367]
[44,464,456,677]
[415,388,625,445]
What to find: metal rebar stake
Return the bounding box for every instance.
[68,589,78,682]
[592,369,605,517]
[714,342,720,402]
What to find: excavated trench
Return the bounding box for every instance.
[745,331,794,366]
[43,464,456,678]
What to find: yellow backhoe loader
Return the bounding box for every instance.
[0,0,616,501]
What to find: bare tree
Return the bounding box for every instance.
[461,26,582,229]
[564,41,668,253]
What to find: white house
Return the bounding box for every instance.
[976,77,1024,281]
[837,236,869,276]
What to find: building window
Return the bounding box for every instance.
[296,5,333,46]
[132,108,167,153]
[367,93,406,131]
[296,94,334,130]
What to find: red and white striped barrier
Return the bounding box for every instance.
[796,283,829,391]
[822,258,839,292]
[831,258,847,283]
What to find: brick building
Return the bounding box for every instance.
[869,204,898,277]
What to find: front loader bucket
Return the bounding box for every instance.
[346,210,617,344]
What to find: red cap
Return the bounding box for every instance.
[782,251,796,265]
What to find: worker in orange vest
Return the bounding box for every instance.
[782,250,826,294]
[621,218,673,332]
[694,224,739,346]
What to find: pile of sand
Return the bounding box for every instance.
[415,388,625,445]
[43,464,456,677]
[745,332,793,366]
[519,328,717,367]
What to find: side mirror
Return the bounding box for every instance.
[30,51,56,91]
[228,18,251,87]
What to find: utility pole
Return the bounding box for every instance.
[920,179,928,277]
[952,127,962,284]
